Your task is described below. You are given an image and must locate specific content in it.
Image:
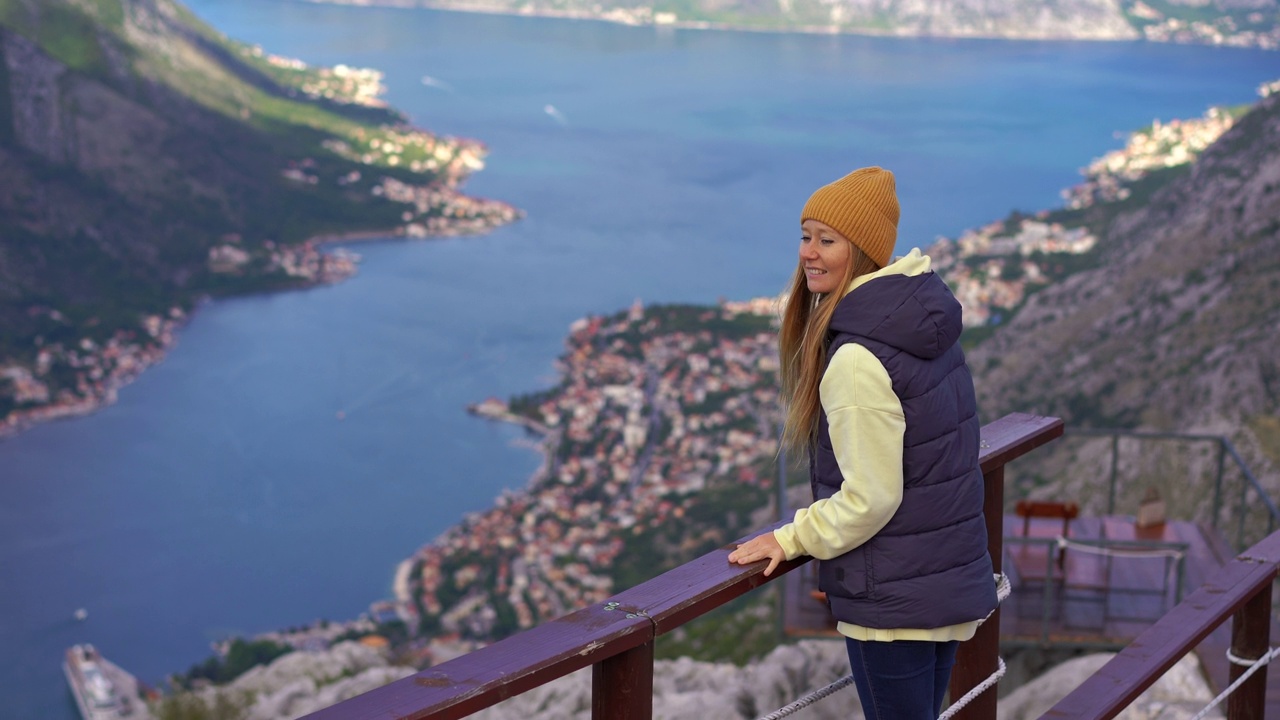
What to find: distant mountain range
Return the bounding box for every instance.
[0,0,516,433]
[308,0,1280,48]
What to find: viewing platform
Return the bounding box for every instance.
[784,514,1234,648]
[783,513,1279,713]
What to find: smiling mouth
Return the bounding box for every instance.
[805,268,826,275]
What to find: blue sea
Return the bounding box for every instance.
[2,1,1278,716]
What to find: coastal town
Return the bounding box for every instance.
[397,298,784,643]
[0,309,186,438]
[1129,0,1280,49]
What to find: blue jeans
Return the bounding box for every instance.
[845,638,959,720]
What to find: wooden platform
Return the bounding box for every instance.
[782,514,1277,711]
[999,515,1230,646]
[783,515,1230,642]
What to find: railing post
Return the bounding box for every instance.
[1212,438,1226,531]
[950,464,1003,720]
[592,639,654,720]
[1108,434,1119,515]
[1238,480,1249,551]
[1226,579,1272,720]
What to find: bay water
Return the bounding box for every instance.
[3,1,1279,716]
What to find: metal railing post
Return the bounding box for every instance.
[950,464,1003,720]
[592,640,654,720]
[1108,434,1119,515]
[1238,481,1249,551]
[1226,579,1272,720]
[1042,541,1054,646]
[1212,439,1226,531]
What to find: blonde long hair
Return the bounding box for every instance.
[778,240,880,453]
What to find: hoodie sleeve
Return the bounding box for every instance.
[774,343,905,560]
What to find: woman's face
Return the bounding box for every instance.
[799,219,852,295]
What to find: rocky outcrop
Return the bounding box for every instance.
[165,641,416,719]
[2,32,71,164]
[234,642,416,720]
[222,640,1217,720]
[466,645,1219,720]
[998,652,1221,720]
[469,640,858,720]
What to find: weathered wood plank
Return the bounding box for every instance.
[303,604,652,720]
[978,413,1064,475]
[614,525,809,636]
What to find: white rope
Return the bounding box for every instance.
[995,572,1011,603]
[1227,646,1278,667]
[1187,646,1280,720]
[754,675,856,720]
[1055,536,1186,560]
[755,574,1013,720]
[938,657,1007,720]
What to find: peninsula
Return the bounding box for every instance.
[0,0,521,439]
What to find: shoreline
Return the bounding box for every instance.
[300,0,1280,50]
[0,211,519,444]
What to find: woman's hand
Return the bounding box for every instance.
[728,532,786,576]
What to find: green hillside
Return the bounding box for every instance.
[0,0,515,428]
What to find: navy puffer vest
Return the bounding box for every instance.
[809,271,996,629]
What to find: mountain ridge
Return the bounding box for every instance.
[966,91,1280,489]
[304,0,1280,48]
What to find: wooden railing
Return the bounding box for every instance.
[304,412,1064,720]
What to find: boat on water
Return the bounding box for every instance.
[63,644,147,720]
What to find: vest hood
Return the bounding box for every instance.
[827,272,962,360]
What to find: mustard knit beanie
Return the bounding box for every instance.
[800,167,899,268]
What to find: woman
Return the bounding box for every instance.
[728,167,997,720]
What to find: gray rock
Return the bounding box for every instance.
[467,639,862,720]
[997,652,1222,720]
[188,641,415,720]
